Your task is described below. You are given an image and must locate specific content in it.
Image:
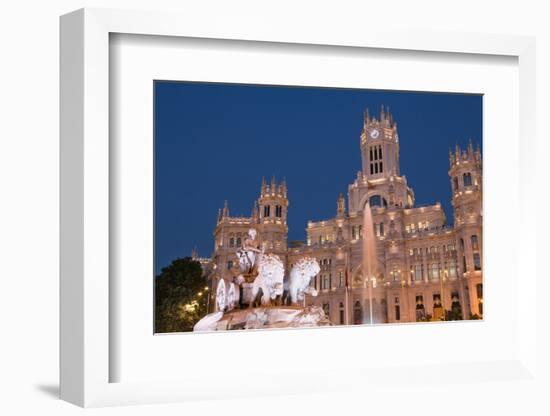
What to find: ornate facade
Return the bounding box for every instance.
[209,107,483,324]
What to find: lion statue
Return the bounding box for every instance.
[249,253,285,307]
[286,257,320,305]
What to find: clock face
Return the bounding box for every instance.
[370,128,380,139]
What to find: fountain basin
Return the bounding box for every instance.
[193,305,332,331]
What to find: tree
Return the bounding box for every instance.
[155,257,208,333]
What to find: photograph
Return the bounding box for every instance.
[153,81,483,333]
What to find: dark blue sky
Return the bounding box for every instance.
[155,81,482,273]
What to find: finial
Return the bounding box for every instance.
[223,200,229,217]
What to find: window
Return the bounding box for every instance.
[339,271,344,288]
[473,253,481,270]
[353,301,362,324]
[263,205,270,217]
[322,303,330,317]
[236,237,241,247]
[323,274,330,290]
[453,176,459,191]
[275,205,282,218]
[462,256,467,274]
[339,302,345,324]
[449,260,457,278]
[379,222,384,236]
[431,263,439,280]
[463,172,472,187]
[414,264,422,281]
[391,267,399,281]
[395,305,401,321]
[476,283,483,299]
[415,295,425,321]
[227,260,233,270]
[229,237,235,247]
[471,235,479,250]
[352,226,357,240]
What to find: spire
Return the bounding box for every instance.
[380,104,385,121]
[261,176,267,196]
[468,138,474,157]
[337,193,346,216]
[222,200,229,217]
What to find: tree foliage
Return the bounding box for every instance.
[155,257,208,333]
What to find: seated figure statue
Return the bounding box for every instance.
[236,228,261,283]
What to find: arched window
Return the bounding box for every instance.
[463,172,472,187]
[339,302,345,324]
[453,176,459,191]
[369,195,388,208]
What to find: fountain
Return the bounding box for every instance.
[363,203,378,324]
[194,229,331,331]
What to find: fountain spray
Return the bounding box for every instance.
[363,203,377,325]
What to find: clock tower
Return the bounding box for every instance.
[347,106,414,213]
[360,105,400,179]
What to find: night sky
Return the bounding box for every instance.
[154,82,482,273]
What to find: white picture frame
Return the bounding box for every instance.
[60,7,538,408]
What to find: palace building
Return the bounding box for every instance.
[208,107,483,324]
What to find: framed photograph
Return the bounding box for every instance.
[153,81,483,333]
[60,8,538,408]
